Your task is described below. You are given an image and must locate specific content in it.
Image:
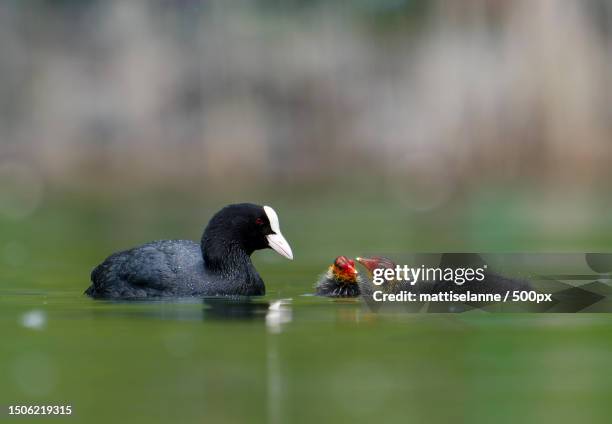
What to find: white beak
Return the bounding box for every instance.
[266,233,293,260]
[264,205,294,260]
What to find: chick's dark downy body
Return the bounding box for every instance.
[315,272,362,297]
[86,203,293,299]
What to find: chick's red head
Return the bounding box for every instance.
[330,256,358,282]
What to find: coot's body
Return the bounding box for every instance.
[86,204,293,299]
[87,240,265,298]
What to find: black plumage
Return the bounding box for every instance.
[85,203,293,299]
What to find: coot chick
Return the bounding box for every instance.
[86,203,293,299]
[315,256,362,298]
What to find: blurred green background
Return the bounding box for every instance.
[2,1,612,423]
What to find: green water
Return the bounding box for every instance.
[3,290,612,423]
[2,189,612,423]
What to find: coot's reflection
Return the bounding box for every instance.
[92,297,293,328]
[201,297,270,321]
[205,298,293,333]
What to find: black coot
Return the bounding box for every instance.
[315,256,362,298]
[86,203,293,299]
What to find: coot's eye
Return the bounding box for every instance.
[255,218,264,225]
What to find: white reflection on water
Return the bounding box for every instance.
[266,299,292,424]
[265,299,292,335]
[21,309,46,330]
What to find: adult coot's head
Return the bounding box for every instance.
[203,203,293,261]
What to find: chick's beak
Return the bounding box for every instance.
[267,233,293,260]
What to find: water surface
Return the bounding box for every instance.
[2,192,612,423]
[2,279,612,423]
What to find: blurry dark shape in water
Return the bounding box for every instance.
[434,253,532,293]
[429,253,533,311]
[585,253,612,274]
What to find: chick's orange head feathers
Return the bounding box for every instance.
[330,256,358,282]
